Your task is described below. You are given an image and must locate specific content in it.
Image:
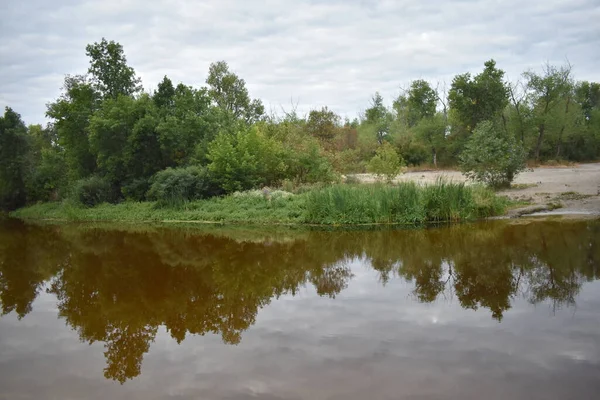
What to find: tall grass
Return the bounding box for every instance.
[304,180,505,225]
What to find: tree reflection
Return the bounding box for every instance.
[0,219,599,382]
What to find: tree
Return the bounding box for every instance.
[207,125,286,192]
[306,107,341,143]
[156,84,222,167]
[46,75,100,180]
[85,38,142,99]
[365,92,391,144]
[448,60,509,133]
[395,80,438,127]
[25,124,67,202]
[206,61,264,123]
[367,141,404,182]
[88,94,162,193]
[0,108,29,210]
[153,76,176,110]
[459,120,526,188]
[523,62,572,161]
[414,113,446,167]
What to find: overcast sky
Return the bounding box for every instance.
[1,0,599,124]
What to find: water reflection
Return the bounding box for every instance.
[0,219,599,383]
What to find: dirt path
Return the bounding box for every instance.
[352,163,600,215]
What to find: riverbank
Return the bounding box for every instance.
[11,182,507,226]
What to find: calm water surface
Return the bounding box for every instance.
[0,218,599,399]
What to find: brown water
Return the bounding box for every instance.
[0,219,599,399]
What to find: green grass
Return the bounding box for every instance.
[12,181,507,226]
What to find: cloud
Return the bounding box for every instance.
[1,0,599,124]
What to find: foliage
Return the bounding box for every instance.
[367,141,404,182]
[206,61,264,123]
[413,113,447,167]
[46,75,99,180]
[13,181,506,225]
[70,176,117,207]
[147,166,221,207]
[3,39,600,216]
[460,121,527,188]
[395,80,438,127]
[0,108,29,210]
[365,92,392,144]
[448,60,508,132]
[208,126,287,193]
[86,38,142,99]
[26,147,68,202]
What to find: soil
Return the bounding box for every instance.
[351,163,600,217]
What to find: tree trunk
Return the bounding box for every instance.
[556,97,571,159]
[432,148,437,168]
[535,123,545,161]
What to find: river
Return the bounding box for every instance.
[0,218,599,399]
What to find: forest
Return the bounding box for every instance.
[1,38,599,212]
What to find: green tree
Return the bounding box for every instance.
[367,141,404,182]
[153,75,176,111]
[88,94,162,193]
[206,61,264,123]
[156,84,223,167]
[459,120,526,188]
[0,108,29,210]
[306,107,341,143]
[85,38,142,99]
[448,60,509,133]
[25,124,67,202]
[207,125,286,192]
[414,113,446,167]
[523,63,572,161]
[395,80,438,127]
[365,92,391,144]
[46,75,100,180]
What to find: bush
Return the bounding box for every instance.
[121,178,151,202]
[147,166,221,207]
[367,141,404,182]
[208,126,287,193]
[460,120,527,188]
[70,176,117,207]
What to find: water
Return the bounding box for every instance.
[0,218,599,399]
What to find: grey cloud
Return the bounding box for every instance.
[1,0,598,124]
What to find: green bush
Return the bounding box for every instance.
[208,126,287,193]
[367,141,404,182]
[121,178,151,202]
[147,166,221,207]
[70,176,117,207]
[460,120,527,188]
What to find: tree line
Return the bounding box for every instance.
[1,38,599,210]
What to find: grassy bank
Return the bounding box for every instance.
[11,182,507,226]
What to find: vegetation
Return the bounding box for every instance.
[460,121,527,188]
[367,141,404,182]
[12,181,506,225]
[1,38,599,216]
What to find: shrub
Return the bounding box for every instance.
[367,141,404,182]
[70,176,117,207]
[147,166,221,207]
[121,178,151,202]
[208,126,287,193]
[460,120,527,188]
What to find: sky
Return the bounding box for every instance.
[1,0,599,125]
